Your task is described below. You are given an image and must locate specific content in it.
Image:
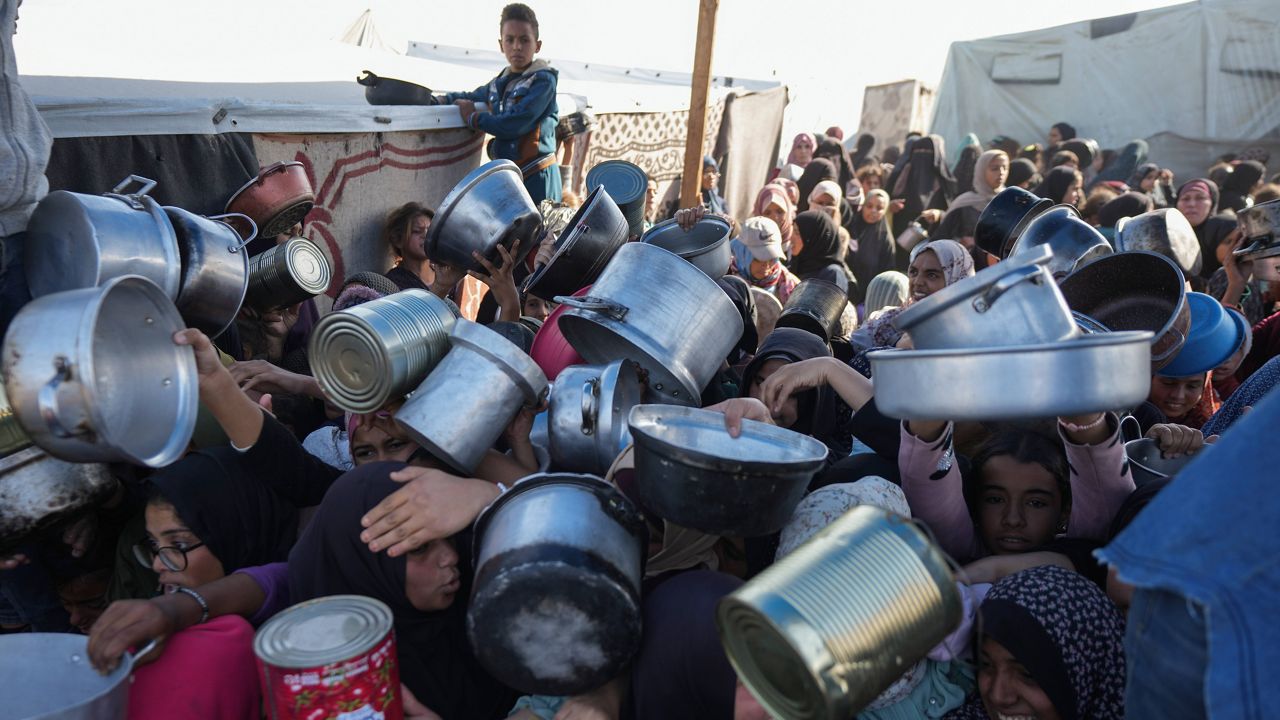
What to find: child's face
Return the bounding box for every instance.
[499,20,541,71]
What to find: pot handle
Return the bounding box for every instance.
[208,213,259,250]
[1149,325,1186,364]
[1120,415,1143,444]
[552,295,629,321]
[972,264,1044,313]
[581,378,599,436]
[38,357,80,439]
[110,175,157,197]
[258,161,294,179]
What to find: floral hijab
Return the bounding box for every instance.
[754,184,797,249]
[859,239,975,347]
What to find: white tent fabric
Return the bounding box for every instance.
[930,0,1280,181]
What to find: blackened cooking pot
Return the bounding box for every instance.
[357,70,439,106]
[974,186,1054,259]
[524,185,629,301]
[775,278,849,344]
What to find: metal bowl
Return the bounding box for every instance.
[1116,208,1202,276]
[1125,438,1195,486]
[525,185,629,301]
[426,159,544,274]
[640,216,733,280]
[1008,204,1113,281]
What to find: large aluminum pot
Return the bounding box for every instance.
[0,446,115,543]
[244,236,332,311]
[426,159,544,274]
[164,207,256,337]
[974,186,1054,259]
[1008,204,1113,280]
[868,331,1153,420]
[627,404,829,536]
[395,320,548,473]
[585,160,648,238]
[775,278,849,343]
[24,175,181,300]
[548,360,646,474]
[1116,208,1202,276]
[468,473,647,696]
[310,290,458,413]
[893,245,1078,350]
[1237,198,1280,242]
[2,276,198,467]
[224,161,316,240]
[555,243,743,406]
[717,506,961,720]
[0,633,156,719]
[524,185,629,301]
[640,215,733,280]
[1059,251,1190,373]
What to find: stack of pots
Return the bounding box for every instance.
[309,290,458,413]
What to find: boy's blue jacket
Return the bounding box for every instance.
[445,59,559,174]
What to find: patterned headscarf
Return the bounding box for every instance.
[859,240,975,348]
[776,477,910,558]
[945,565,1126,720]
[753,184,796,249]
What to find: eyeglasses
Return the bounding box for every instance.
[132,539,206,572]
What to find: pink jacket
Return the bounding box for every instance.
[898,416,1135,563]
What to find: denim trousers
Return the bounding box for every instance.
[1125,587,1209,719]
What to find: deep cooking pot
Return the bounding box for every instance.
[426,159,544,274]
[357,70,439,106]
[640,215,733,280]
[0,634,157,719]
[1125,438,1194,486]
[2,276,198,467]
[548,359,646,474]
[586,160,648,238]
[468,473,646,695]
[1235,198,1280,243]
[1008,204,1113,280]
[1059,250,1190,372]
[1234,199,1280,277]
[24,175,182,300]
[244,237,333,311]
[974,186,1054,259]
[893,245,1078,350]
[627,404,829,536]
[0,446,115,545]
[224,161,316,240]
[524,186,629,301]
[164,207,256,337]
[395,320,548,473]
[775,278,849,343]
[1116,208,1202,276]
[555,243,743,406]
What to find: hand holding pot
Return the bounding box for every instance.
[429,260,467,298]
[674,205,706,231]
[87,598,177,673]
[469,246,521,321]
[702,398,774,438]
[1147,423,1209,459]
[360,467,501,556]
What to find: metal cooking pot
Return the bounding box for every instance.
[164,207,256,337]
[555,243,743,406]
[1125,438,1194,487]
[868,331,1153,420]
[1059,251,1190,373]
[548,360,646,474]
[524,186,629,301]
[25,175,182,300]
[395,320,548,473]
[357,70,439,106]
[1116,208,1202,276]
[224,162,316,240]
[0,633,157,719]
[1008,204,1113,280]
[586,160,648,239]
[751,288,784,341]
[0,446,115,544]
[640,215,733,280]
[775,278,849,343]
[974,186,1054,259]
[893,245,1078,350]
[1236,198,1280,243]
[2,276,198,467]
[244,237,333,311]
[717,506,961,720]
[309,289,458,413]
[468,473,646,696]
[627,404,829,536]
[426,159,544,274]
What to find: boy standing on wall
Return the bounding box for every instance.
[443,3,561,203]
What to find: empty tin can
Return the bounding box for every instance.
[245,236,332,310]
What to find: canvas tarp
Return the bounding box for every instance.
[930,0,1280,181]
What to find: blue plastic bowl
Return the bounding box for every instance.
[1157,292,1243,377]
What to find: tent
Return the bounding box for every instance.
[930,0,1280,182]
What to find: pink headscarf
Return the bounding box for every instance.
[753,184,797,250]
[786,133,816,167]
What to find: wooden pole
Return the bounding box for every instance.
[679,0,719,210]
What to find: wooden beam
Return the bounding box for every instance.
[680,0,719,210]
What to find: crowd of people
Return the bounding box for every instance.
[2,2,1280,719]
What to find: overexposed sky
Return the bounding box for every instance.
[15,0,1189,139]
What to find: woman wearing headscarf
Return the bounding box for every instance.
[1034,166,1084,207]
[731,216,800,305]
[1176,178,1236,277]
[795,157,838,213]
[1126,162,1173,208]
[814,137,856,191]
[700,155,728,215]
[1089,138,1148,190]
[885,135,957,242]
[788,209,850,294]
[740,328,849,461]
[950,144,982,200]
[1219,159,1266,214]
[1005,158,1040,190]
[943,565,1126,720]
[936,150,1010,245]
[752,183,797,253]
[845,188,896,304]
[785,132,816,168]
[850,132,877,170]
[1096,191,1154,243]
[852,239,975,351]
[1048,122,1077,145]
[861,270,909,321]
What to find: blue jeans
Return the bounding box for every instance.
[1125,587,1208,719]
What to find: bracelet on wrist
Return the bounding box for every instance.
[175,586,210,625]
[1059,414,1107,433]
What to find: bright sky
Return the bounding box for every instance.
[15,0,1189,141]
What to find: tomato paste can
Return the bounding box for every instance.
[255,595,402,720]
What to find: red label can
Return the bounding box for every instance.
[255,595,403,720]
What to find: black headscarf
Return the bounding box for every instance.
[789,210,844,279]
[1007,157,1040,188]
[1097,191,1154,228]
[1220,160,1266,213]
[851,133,877,169]
[847,207,896,297]
[795,157,837,213]
[1177,178,1235,277]
[952,145,981,197]
[1126,162,1160,190]
[287,463,513,720]
[715,275,759,365]
[1034,166,1082,205]
[885,135,957,236]
[1090,139,1147,189]
[740,328,838,451]
[147,447,299,573]
[1052,122,1077,142]
[814,138,855,190]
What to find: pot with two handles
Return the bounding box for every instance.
[548,359,646,475]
